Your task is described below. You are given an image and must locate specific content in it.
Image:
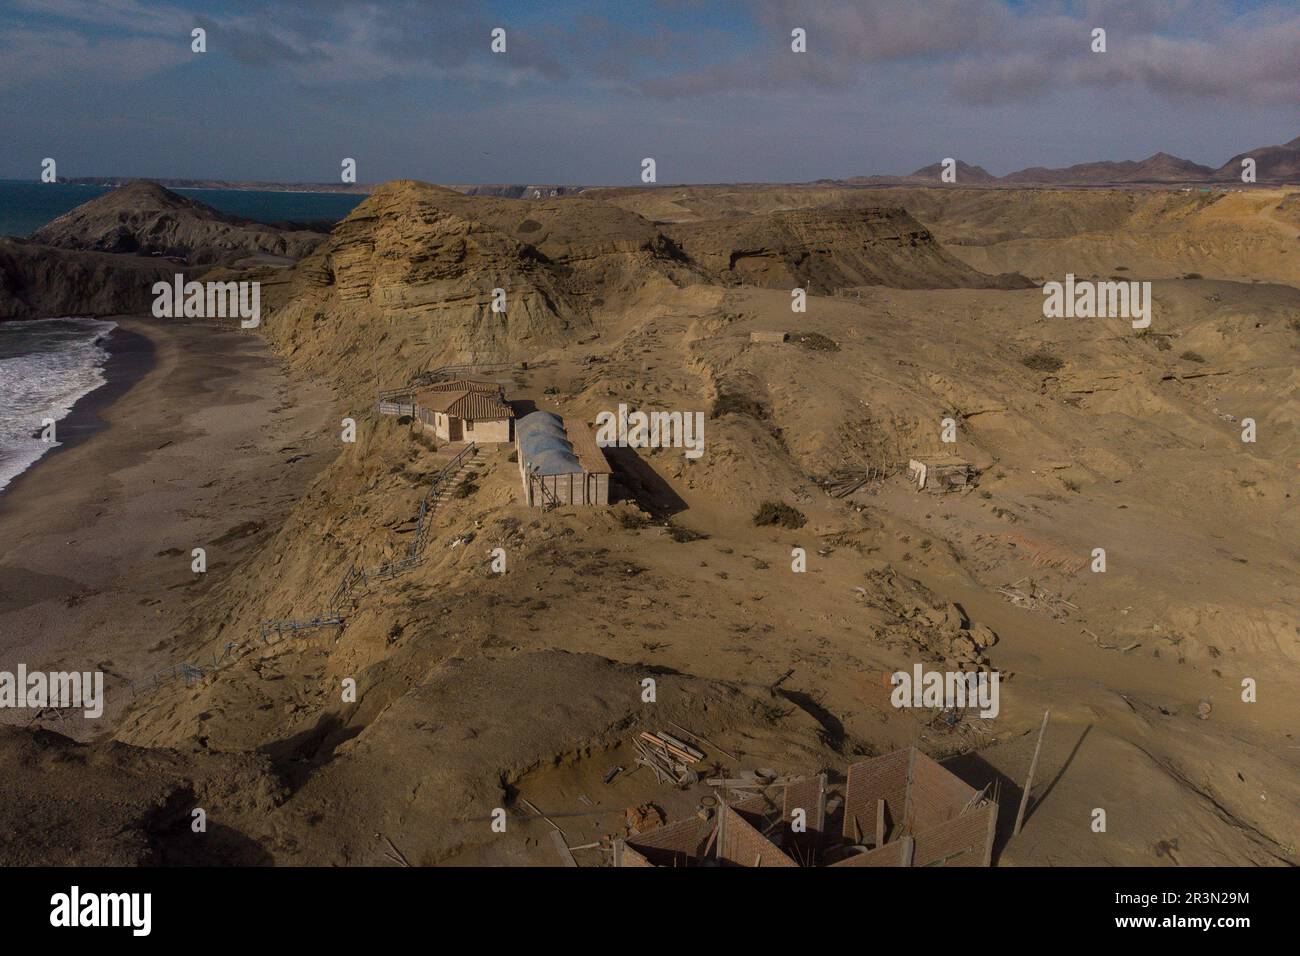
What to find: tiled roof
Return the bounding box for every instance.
[415,388,514,420]
[421,378,504,393]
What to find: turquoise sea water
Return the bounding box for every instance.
[0,180,367,238]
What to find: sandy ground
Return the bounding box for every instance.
[0,316,336,735]
[5,182,1297,867]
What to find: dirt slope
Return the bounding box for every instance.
[14,181,1298,867]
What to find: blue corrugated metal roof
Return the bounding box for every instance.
[528,449,582,476]
[521,433,574,457]
[518,410,585,475]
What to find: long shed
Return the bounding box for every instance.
[515,411,612,508]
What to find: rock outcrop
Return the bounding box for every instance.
[664,206,1031,291]
[261,180,695,400]
[0,238,176,320]
[33,181,327,266]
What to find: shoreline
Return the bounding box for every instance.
[0,321,155,507]
[0,316,337,737]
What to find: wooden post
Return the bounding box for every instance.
[981,798,999,867]
[902,746,918,830]
[1013,709,1051,837]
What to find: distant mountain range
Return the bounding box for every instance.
[842,135,1300,187]
[55,133,1299,193]
[61,177,370,194]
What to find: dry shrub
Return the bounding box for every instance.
[753,501,806,529]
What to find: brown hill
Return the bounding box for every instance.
[0,237,176,320]
[663,205,1030,291]
[258,180,693,402]
[843,159,998,187]
[906,159,999,184]
[1214,136,1300,183]
[255,180,1024,402]
[1001,152,1217,185]
[33,181,327,265]
[837,133,1298,188]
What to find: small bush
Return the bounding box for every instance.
[792,331,840,352]
[616,509,649,530]
[711,392,768,419]
[1180,350,1206,363]
[666,522,709,542]
[753,501,806,529]
[1022,351,1064,373]
[1183,272,1203,280]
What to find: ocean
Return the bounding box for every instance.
[0,180,367,238]
[0,317,118,494]
[0,181,367,495]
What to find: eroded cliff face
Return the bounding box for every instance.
[0,238,175,320]
[259,180,697,403]
[33,180,326,266]
[664,206,1032,291]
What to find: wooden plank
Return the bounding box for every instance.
[550,829,578,867]
[1014,710,1051,836]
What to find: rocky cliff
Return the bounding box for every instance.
[0,238,176,320]
[33,181,327,266]
[260,180,696,400]
[664,206,1031,291]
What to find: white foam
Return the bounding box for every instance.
[0,317,117,494]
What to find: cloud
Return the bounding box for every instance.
[0,26,189,91]
[635,0,1300,106]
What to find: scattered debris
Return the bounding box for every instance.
[907,455,973,493]
[817,465,893,498]
[632,730,706,787]
[624,804,664,835]
[998,577,1077,619]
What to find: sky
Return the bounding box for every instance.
[0,0,1295,185]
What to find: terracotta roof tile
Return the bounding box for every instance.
[416,388,514,420]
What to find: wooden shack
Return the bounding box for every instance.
[616,748,996,868]
[515,411,612,508]
[907,455,972,493]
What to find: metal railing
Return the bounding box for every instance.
[376,362,519,407]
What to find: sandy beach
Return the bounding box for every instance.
[0,316,337,736]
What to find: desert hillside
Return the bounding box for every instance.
[9,179,1297,868]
